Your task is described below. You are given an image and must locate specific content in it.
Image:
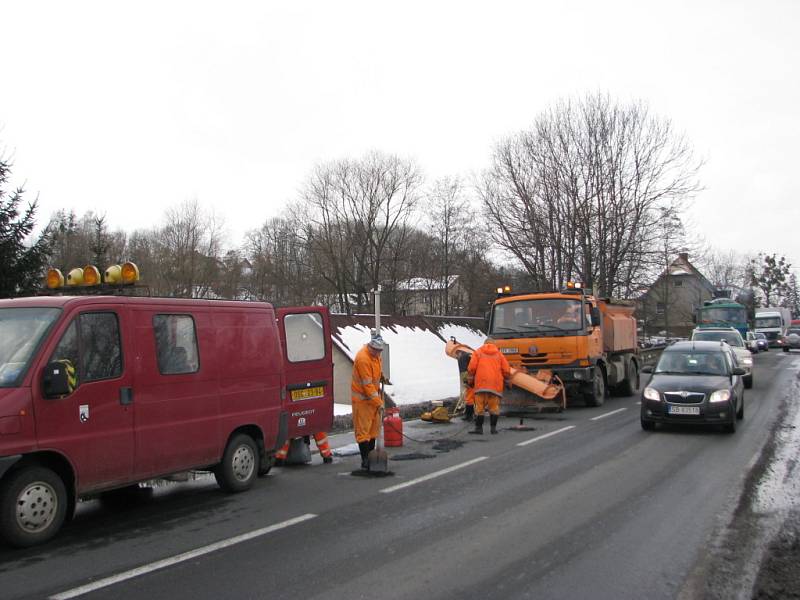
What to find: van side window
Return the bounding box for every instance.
[50,320,80,384]
[153,315,200,375]
[81,313,123,381]
[284,313,325,362]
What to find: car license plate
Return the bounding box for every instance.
[668,405,700,416]
[291,386,324,401]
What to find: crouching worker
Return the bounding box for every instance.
[352,336,385,469]
[467,342,511,434]
[456,349,476,422]
[274,432,333,466]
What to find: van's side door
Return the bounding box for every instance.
[34,306,135,492]
[276,307,334,438]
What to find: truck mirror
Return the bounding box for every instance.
[484,310,491,331]
[591,307,602,327]
[43,360,76,398]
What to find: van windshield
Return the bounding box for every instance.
[0,308,61,387]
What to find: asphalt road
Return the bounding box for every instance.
[1,350,796,600]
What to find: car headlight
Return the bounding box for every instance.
[643,387,660,401]
[709,389,731,403]
[742,357,753,366]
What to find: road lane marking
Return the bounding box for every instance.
[590,407,628,421]
[50,513,318,600]
[380,457,488,493]
[516,425,576,447]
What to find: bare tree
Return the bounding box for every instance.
[302,151,422,314]
[480,93,702,298]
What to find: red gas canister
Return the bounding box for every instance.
[383,408,403,447]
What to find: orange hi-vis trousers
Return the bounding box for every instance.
[275,432,333,460]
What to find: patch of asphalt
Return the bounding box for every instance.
[678,370,800,600]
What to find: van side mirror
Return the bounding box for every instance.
[641,365,654,374]
[43,360,76,398]
[590,307,601,327]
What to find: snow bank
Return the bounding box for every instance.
[435,323,486,351]
[336,323,463,405]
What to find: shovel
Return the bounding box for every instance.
[367,382,389,473]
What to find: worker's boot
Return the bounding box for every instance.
[462,404,474,422]
[469,415,484,435]
[322,455,333,464]
[490,414,499,434]
[358,441,370,470]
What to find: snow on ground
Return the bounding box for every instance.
[435,323,486,351]
[337,323,464,405]
[334,403,352,416]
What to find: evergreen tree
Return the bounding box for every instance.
[0,156,50,297]
[783,273,800,318]
[749,253,791,307]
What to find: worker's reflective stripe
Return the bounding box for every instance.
[358,378,380,385]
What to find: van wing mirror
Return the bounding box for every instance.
[590,307,602,327]
[43,360,77,398]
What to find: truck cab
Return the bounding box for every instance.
[486,285,639,411]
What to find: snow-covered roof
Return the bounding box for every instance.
[330,314,485,406]
[397,275,459,291]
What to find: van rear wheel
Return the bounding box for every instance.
[0,466,67,548]
[215,434,259,493]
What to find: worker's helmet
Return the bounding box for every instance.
[368,336,385,351]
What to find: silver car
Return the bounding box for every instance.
[783,327,800,352]
[691,328,754,389]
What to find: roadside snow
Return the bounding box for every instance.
[337,323,463,405]
[436,323,485,350]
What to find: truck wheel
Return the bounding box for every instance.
[214,434,259,493]
[618,361,639,397]
[0,467,68,548]
[584,368,606,407]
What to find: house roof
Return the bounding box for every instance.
[396,275,459,292]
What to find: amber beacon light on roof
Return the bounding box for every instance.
[46,262,140,290]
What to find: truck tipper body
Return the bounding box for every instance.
[485,286,639,412]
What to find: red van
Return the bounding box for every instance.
[0,296,333,547]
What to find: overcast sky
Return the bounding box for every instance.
[1,0,798,268]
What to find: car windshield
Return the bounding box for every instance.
[0,307,61,387]
[655,351,728,376]
[490,298,584,334]
[693,330,743,347]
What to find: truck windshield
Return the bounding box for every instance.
[755,317,782,328]
[692,330,743,347]
[491,299,583,335]
[698,307,746,324]
[0,308,61,387]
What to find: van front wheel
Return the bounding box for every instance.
[0,466,67,548]
[215,434,259,493]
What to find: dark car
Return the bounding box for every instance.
[640,341,745,433]
[755,332,769,352]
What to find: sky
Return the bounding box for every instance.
[1,0,798,268]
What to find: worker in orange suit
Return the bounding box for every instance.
[456,349,475,421]
[467,342,511,435]
[274,432,333,466]
[351,336,385,470]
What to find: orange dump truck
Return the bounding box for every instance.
[485,286,639,412]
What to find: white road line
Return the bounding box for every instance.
[380,457,488,493]
[50,513,318,600]
[516,425,576,447]
[590,407,628,421]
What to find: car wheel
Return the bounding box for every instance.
[737,395,744,420]
[784,347,789,353]
[641,418,655,431]
[584,367,606,407]
[744,375,753,389]
[723,417,737,433]
[214,434,259,493]
[0,466,68,548]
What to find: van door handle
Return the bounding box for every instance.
[119,387,134,405]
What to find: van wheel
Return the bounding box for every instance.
[0,467,67,548]
[215,434,259,493]
[584,368,606,407]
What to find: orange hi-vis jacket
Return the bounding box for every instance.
[467,343,511,397]
[351,346,383,407]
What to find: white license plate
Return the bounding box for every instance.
[668,405,700,416]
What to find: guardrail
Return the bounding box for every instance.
[639,344,667,367]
